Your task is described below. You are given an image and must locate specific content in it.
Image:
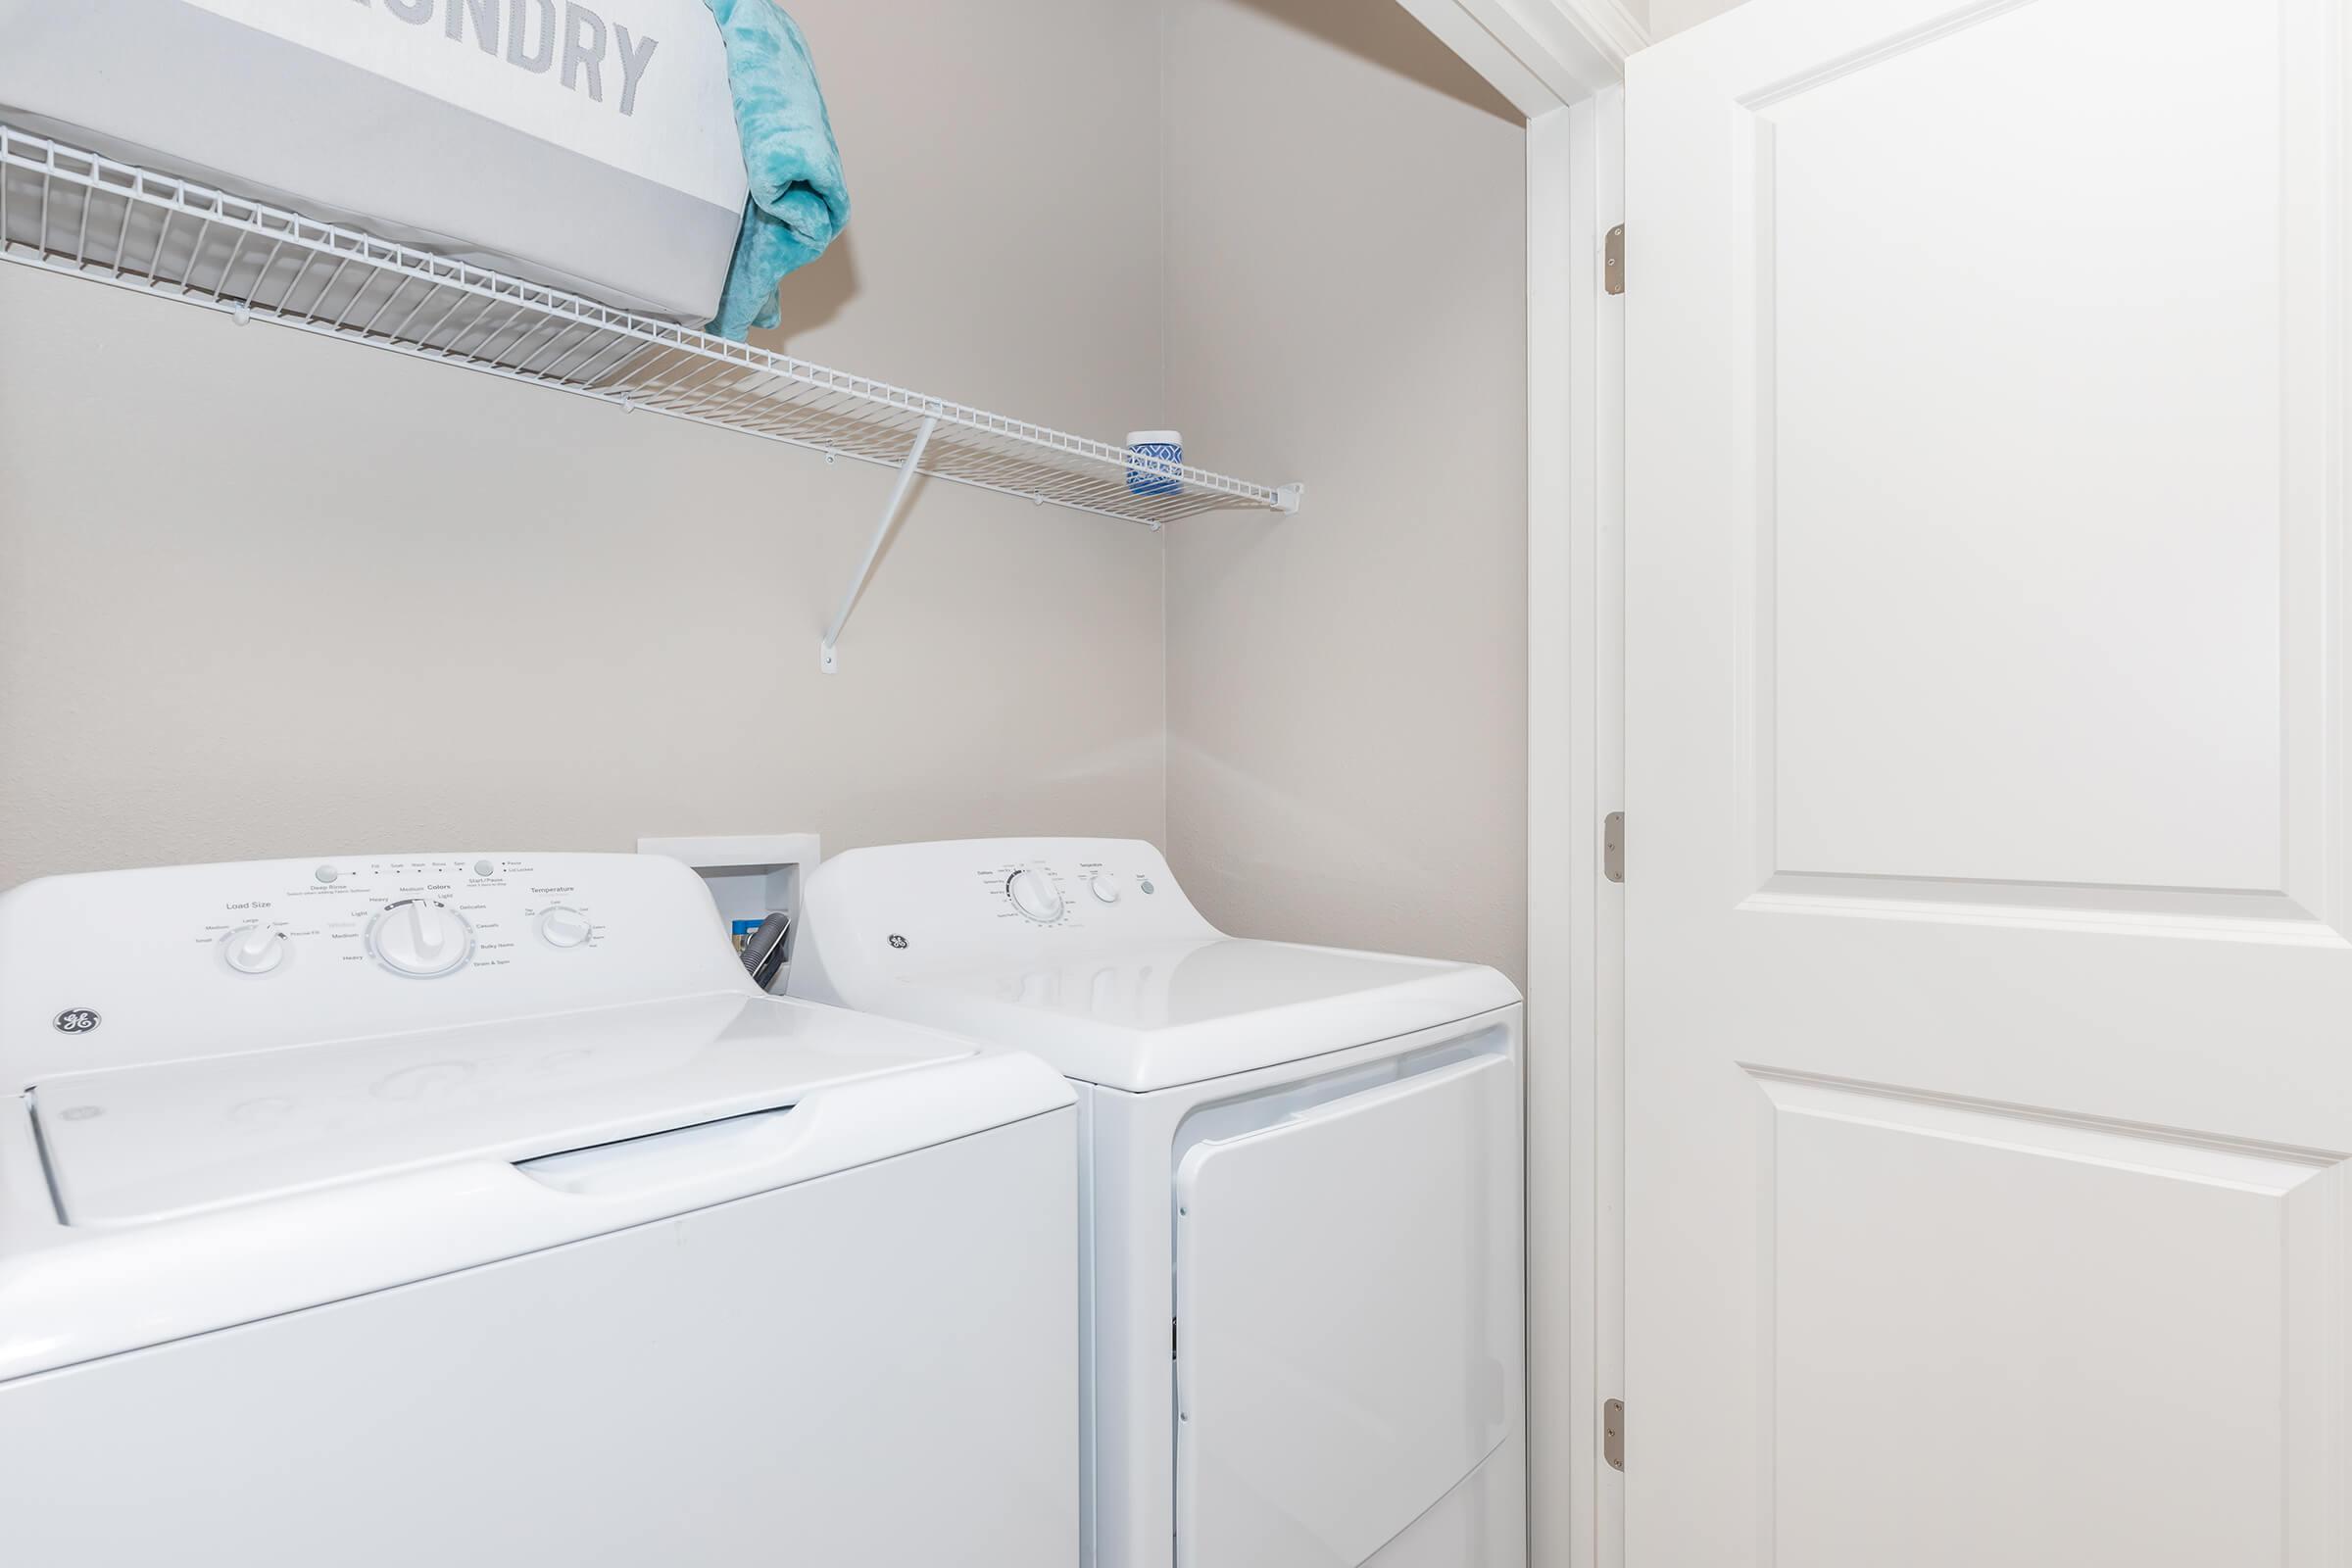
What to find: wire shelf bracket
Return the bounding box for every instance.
[821,415,937,673]
[0,123,1304,665]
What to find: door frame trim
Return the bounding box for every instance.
[1386,6,1637,1567]
[1523,86,1629,1568]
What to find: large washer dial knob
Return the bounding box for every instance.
[221,924,290,975]
[537,906,593,949]
[1006,869,1065,924]
[369,899,474,978]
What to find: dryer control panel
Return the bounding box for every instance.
[788,838,1229,1011]
[0,854,754,1091]
[981,850,1172,934]
[822,839,1215,951]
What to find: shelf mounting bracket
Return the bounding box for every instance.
[820,414,940,674]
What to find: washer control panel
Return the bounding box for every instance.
[0,853,758,1090]
[190,856,612,983]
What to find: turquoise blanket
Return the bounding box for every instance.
[700,0,851,340]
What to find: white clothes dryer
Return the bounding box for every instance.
[0,852,1078,1568]
[790,838,1526,1568]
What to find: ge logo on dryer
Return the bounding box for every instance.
[52,1007,100,1034]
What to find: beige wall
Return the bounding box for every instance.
[0,0,1170,888]
[0,0,1531,991]
[1161,0,1530,983]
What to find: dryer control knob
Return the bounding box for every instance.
[538,906,593,949]
[1006,870,1065,924]
[369,899,474,978]
[1089,874,1122,905]
[222,924,289,975]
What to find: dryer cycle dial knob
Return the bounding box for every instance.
[369,899,474,978]
[1006,870,1065,924]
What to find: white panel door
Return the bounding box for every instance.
[1624,1,2351,1564]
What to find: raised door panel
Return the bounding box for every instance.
[1756,1070,2345,1566]
[1720,0,2343,934]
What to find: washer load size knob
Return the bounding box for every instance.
[1006,870,1064,924]
[368,899,474,978]
[221,924,290,975]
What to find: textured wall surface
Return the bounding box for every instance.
[0,0,1529,998]
[1163,0,1529,983]
[0,0,1170,886]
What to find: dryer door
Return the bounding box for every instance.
[1174,1051,1520,1568]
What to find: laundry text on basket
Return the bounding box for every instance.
[355,0,665,117]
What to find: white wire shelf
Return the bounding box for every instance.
[0,123,1301,531]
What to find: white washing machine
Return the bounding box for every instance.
[789,838,1525,1568]
[0,852,1079,1568]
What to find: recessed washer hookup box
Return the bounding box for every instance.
[0,0,750,322]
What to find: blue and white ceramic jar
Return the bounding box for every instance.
[1126,429,1183,498]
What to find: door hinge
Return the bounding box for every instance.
[1603,811,1625,883]
[1604,224,1625,296]
[1603,1397,1626,1471]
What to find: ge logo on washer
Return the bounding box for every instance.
[52,1007,100,1034]
[888,935,909,950]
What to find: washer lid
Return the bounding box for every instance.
[874,938,1522,1091]
[31,991,986,1227]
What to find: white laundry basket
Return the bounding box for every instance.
[0,0,749,320]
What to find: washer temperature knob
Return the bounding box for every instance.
[369,900,474,978]
[1006,870,1065,924]
[538,906,593,949]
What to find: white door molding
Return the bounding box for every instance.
[1386,5,1641,1568]
[1391,0,1647,113]
[1524,86,1627,1568]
